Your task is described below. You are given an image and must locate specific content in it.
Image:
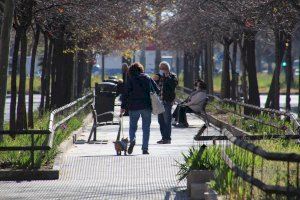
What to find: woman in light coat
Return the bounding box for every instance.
[172,80,207,127]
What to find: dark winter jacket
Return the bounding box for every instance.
[121,73,160,111]
[156,73,178,102]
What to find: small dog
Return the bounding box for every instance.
[114,138,129,156]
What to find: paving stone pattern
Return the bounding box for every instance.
[0,110,220,200]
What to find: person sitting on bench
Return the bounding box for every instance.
[172,80,207,128]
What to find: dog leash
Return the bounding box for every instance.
[121,114,124,139]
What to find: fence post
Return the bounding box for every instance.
[31,132,34,169]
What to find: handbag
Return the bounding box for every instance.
[149,81,165,115]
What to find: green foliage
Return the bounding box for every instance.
[176,145,220,182]
[210,140,300,199]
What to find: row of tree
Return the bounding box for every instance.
[158,0,300,113]
[0,0,299,133]
[0,0,163,132]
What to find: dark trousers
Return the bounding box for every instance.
[172,105,194,124]
[158,101,173,140]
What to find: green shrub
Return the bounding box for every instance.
[176,145,220,182]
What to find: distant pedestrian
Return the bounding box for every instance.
[121,63,129,83]
[121,62,159,155]
[153,61,178,144]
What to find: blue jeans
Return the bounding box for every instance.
[129,109,152,150]
[158,102,173,140]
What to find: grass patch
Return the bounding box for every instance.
[212,73,299,93]
[6,76,41,94]
[201,100,300,198]
[206,142,300,199]
[0,108,90,169]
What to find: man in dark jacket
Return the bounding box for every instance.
[153,61,178,144]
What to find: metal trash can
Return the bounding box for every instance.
[94,83,117,123]
[95,82,117,93]
[103,79,119,85]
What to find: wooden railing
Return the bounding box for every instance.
[177,86,300,198]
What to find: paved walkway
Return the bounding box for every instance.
[0,108,219,200]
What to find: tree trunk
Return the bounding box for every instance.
[239,41,248,103]
[50,39,58,109]
[256,44,262,72]
[72,50,78,99]
[63,51,74,104]
[45,39,53,110]
[200,49,205,80]
[9,29,21,130]
[101,54,105,82]
[16,29,28,130]
[0,0,15,133]
[204,44,208,89]
[77,51,86,96]
[221,38,231,99]
[176,50,180,77]
[285,35,292,111]
[28,26,40,128]
[155,49,161,73]
[39,34,48,115]
[231,41,238,100]
[183,51,189,88]
[154,8,162,73]
[245,30,260,110]
[85,61,92,90]
[183,51,194,89]
[265,30,284,110]
[140,42,146,68]
[207,40,214,94]
[194,50,200,81]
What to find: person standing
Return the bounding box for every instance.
[153,61,178,144]
[121,62,159,155]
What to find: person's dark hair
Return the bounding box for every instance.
[199,80,207,90]
[194,79,207,90]
[128,62,144,76]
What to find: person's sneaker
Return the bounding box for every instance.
[183,122,189,128]
[157,139,171,144]
[142,150,149,155]
[128,141,135,154]
[164,140,171,144]
[175,123,187,128]
[194,125,207,141]
[157,139,164,144]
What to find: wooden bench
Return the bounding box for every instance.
[88,105,120,143]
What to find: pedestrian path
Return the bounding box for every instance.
[0,111,220,200]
